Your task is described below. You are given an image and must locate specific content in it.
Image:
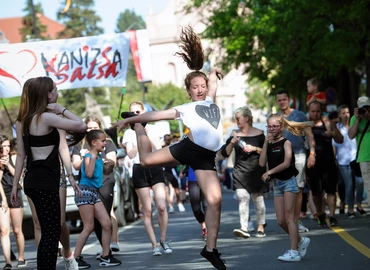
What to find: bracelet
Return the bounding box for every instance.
[62,108,68,117]
[309,152,316,157]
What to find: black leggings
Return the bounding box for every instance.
[94,182,114,249]
[26,189,61,270]
[188,181,207,224]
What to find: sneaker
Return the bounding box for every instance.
[255,231,266,238]
[152,246,162,256]
[17,260,27,268]
[318,214,327,227]
[297,220,309,232]
[200,246,226,270]
[168,206,175,214]
[329,216,338,227]
[110,242,120,252]
[75,256,91,269]
[160,240,173,253]
[248,221,255,232]
[348,212,356,219]
[121,112,146,130]
[3,264,12,270]
[99,255,121,267]
[233,228,250,238]
[298,237,310,258]
[357,207,367,216]
[202,228,207,241]
[64,257,78,270]
[178,202,186,212]
[278,250,301,262]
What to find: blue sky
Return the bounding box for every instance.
[0,0,169,34]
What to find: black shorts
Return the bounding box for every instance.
[169,136,217,171]
[163,171,179,188]
[132,164,165,189]
[306,157,337,196]
[0,189,24,209]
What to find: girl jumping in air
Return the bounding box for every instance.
[259,114,312,262]
[112,26,226,270]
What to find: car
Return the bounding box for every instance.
[21,148,137,239]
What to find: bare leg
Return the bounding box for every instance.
[27,197,41,247]
[326,193,337,217]
[10,208,25,261]
[0,209,11,264]
[59,187,73,258]
[195,170,222,250]
[136,187,158,247]
[152,183,168,242]
[110,208,119,244]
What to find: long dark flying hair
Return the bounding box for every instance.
[175,26,208,90]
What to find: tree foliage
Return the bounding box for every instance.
[185,0,370,109]
[19,1,47,41]
[115,9,146,32]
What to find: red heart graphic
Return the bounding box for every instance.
[0,49,37,86]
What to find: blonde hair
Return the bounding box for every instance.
[268,113,313,136]
[234,106,253,125]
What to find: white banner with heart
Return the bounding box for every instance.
[0,32,130,98]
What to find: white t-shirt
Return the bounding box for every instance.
[122,124,160,165]
[174,96,224,151]
[332,122,357,165]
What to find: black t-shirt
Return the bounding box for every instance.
[267,138,298,180]
[72,139,117,185]
[1,155,21,194]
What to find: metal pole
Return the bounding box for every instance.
[30,0,39,39]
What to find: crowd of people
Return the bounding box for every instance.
[1,25,370,270]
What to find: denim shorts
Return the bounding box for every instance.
[273,177,299,197]
[75,185,101,206]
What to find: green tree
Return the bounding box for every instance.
[57,0,103,38]
[19,0,47,41]
[115,9,145,32]
[185,0,370,109]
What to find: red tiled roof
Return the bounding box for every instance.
[0,13,65,44]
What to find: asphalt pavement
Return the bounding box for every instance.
[2,189,370,269]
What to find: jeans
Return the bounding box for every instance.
[338,165,364,209]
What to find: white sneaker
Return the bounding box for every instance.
[178,203,185,212]
[110,242,120,252]
[64,257,79,270]
[298,237,310,258]
[153,246,162,256]
[278,250,301,262]
[233,228,250,238]
[168,206,175,214]
[297,221,309,233]
[248,221,255,232]
[160,240,173,254]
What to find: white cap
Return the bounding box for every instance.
[357,96,370,108]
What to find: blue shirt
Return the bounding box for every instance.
[79,153,103,189]
[187,166,197,182]
[281,110,308,154]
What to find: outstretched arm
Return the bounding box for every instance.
[112,108,178,132]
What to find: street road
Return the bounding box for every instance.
[2,189,370,269]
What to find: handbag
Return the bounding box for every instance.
[350,120,370,177]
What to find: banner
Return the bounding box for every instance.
[0,32,130,98]
[129,30,153,83]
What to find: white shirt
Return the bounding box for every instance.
[122,124,160,165]
[174,96,224,151]
[332,122,357,165]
